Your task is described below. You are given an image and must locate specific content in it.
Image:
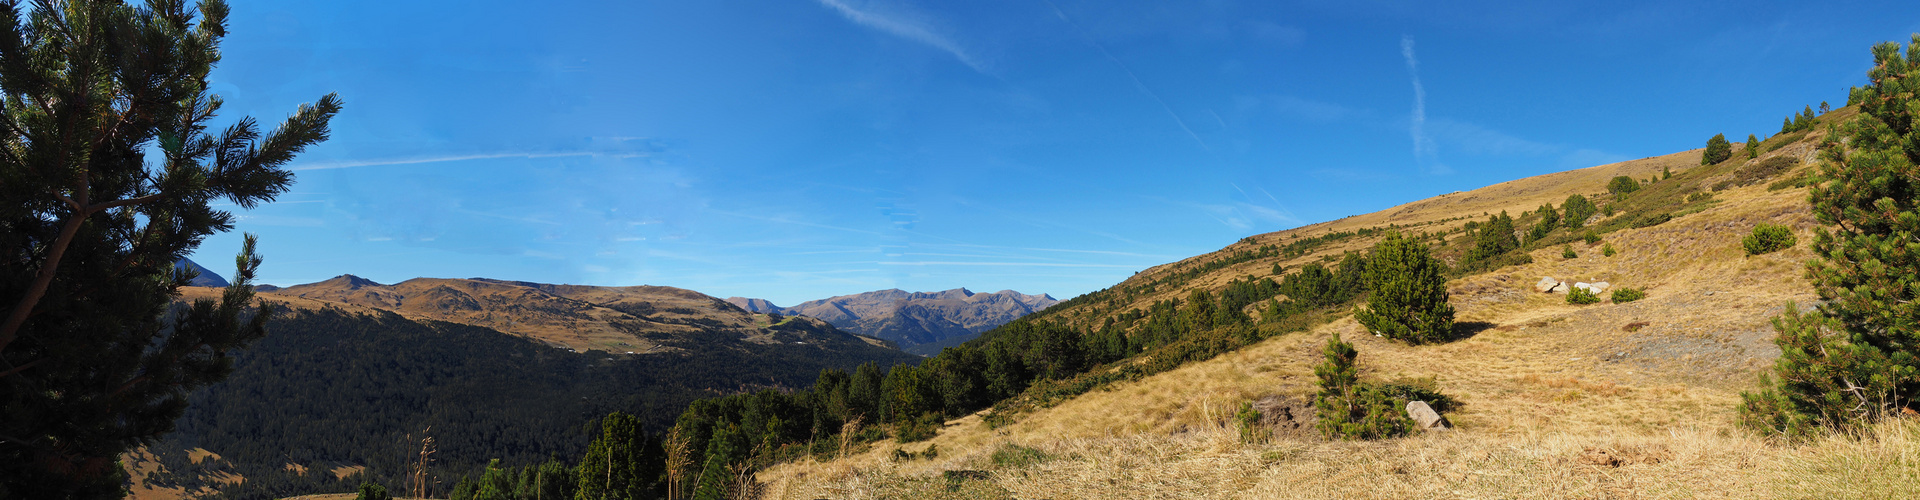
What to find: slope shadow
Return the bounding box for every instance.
[1450,321,1497,341]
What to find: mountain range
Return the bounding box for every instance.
[726,288,1058,355]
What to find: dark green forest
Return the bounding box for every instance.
[143,306,917,499]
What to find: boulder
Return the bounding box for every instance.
[1573,282,1610,295]
[1534,277,1562,293]
[1406,400,1451,431]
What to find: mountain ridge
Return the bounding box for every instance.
[726,287,1059,355]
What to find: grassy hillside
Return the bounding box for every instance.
[747,107,1920,498]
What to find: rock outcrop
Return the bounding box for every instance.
[1406,400,1451,431]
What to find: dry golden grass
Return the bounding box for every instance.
[758,127,1915,498]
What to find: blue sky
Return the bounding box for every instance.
[189,0,1920,306]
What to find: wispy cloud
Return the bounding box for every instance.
[1401,35,1447,174]
[1045,0,1209,151]
[815,0,987,73]
[290,152,605,171]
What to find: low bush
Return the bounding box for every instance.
[1611,287,1645,303]
[1561,245,1577,259]
[1374,377,1461,413]
[1743,224,1797,255]
[1767,171,1814,191]
[1603,243,1617,257]
[1731,156,1801,187]
[1633,213,1672,228]
[1567,286,1601,305]
[1582,231,1600,245]
[990,444,1050,468]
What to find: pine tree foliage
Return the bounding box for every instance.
[574,412,661,500]
[1703,133,1733,165]
[0,1,341,494]
[1463,211,1518,265]
[1747,133,1761,159]
[1741,35,1920,439]
[1354,232,1455,344]
[1312,335,1414,440]
[1562,194,1597,229]
[1607,175,1641,197]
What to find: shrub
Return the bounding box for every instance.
[1374,377,1461,413]
[1561,245,1577,259]
[1314,335,1415,440]
[1731,156,1801,187]
[1602,204,1616,216]
[1567,286,1601,305]
[1632,213,1672,228]
[357,483,392,500]
[1235,402,1266,444]
[1611,287,1645,303]
[990,444,1050,468]
[894,413,943,442]
[1702,133,1733,164]
[1355,232,1455,344]
[1582,231,1601,245]
[1608,176,1641,197]
[1743,223,1797,255]
[1602,243,1617,257]
[1767,172,1814,191]
[1687,192,1714,203]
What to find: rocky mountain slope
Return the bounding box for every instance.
[726,288,1057,355]
[265,275,896,354]
[754,107,1916,498]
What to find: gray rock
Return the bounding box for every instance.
[1573,281,1610,295]
[1534,277,1563,293]
[1406,400,1451,431]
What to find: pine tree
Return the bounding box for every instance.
[1354,232,1455,344]
[1607,175,1641,197]
[1747,133,1761,159]
[1313,334,1413,440]
[1527,203,1559,243]
[691,425,742,500]
[0,2,340,495]
[575,412,659,500]
[1702,133,1733,165]
[1741,35,1920,438]
[1562,194,1596,229]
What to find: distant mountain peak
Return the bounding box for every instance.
[173,258,230,287]
[764,287,1060,355]
[324,274,383,289]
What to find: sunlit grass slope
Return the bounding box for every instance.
[754,108,1920,498]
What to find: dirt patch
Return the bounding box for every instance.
[1251,394,1318,440]
[1578,444,1672,467]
